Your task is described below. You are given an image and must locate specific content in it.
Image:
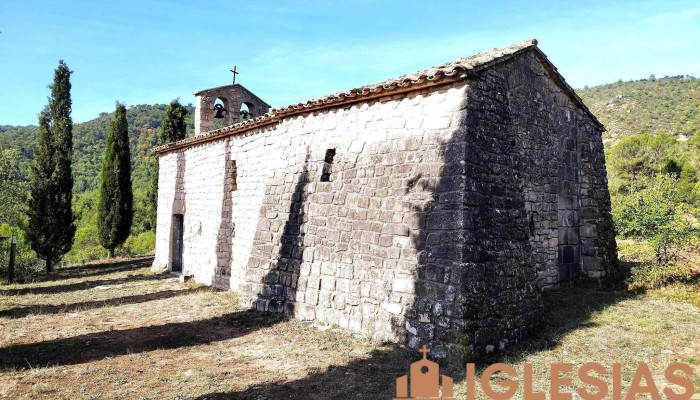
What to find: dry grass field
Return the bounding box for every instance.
[0,257,698,399]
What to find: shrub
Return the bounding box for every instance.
[0,223,44,283]
[614,174,696,264]
[606,132,679,195]
[614,174,699,288]
[628,260,694,289]
[63,245,107,266]
[119,231,156,257]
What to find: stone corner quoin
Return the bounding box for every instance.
[151,42,618,359]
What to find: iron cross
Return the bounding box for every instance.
[230,65,239,85]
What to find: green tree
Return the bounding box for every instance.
[606,132,679,195]
[97,103,133,257]
[614,174,696,264]
[160,99,188,144]
[148,99,187,230]
[26,60,76,273]
[0,149,28,226]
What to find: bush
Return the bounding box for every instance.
[63,245,108,266]
[614,174,696,263]
[614,174,699,288]
[0,223,44,283]
[628,261,695,289]
[118,231,156,257]
[606,132,679,195]
[63,193,107,265]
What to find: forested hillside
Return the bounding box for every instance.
[0,104,195,193]
[0,104,194,269]
[579,76,700,290]
[578,75,699,143]
[575,76,700,199]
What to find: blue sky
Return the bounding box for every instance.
[1,0,698,126]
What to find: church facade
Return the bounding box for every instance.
[152,39,618,358]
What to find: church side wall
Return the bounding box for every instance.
[243,83,470,352]
[154,83,471,354]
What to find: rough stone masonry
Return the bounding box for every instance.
[152,39,619,359]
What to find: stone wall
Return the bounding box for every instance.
[153,50,617,358]
[482,51,618,289]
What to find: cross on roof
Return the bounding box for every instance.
[230,65,239,85]
[419,345,430,359]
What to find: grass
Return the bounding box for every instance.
[0,257,698,399]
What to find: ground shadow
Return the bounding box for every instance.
[61,256,153,272]
[44,257,154,282]
[4,257,154,285]
[195,346,414,400]
[0,310,287,370]
[192,285,640,399]
[0,287,206,319]
[0,272,168,296]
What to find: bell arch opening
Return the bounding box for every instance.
[213,97,229,130]
[240,102,255,121]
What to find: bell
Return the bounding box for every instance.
[213,103,227,119]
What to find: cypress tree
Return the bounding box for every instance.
[27,60,76,273]
[97,103,133,257]
[148,100,187,230]
[160,99,188,144]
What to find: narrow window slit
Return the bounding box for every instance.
[320,149,336,182]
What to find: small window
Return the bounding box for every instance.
[230,160,238,191]
[320,149,336,182]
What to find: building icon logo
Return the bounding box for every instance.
[394,346,455,400]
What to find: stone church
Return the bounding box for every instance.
[152,39,618,358]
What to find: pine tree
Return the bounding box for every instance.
[27,60,76,273]
[148,99,187,230]
[97,103,133,257]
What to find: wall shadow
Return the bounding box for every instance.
[0,287,206,319]
[0,272,168,296]
[0,310,287,370]
[214,138,234,289]
[192,285,640,399]
[255,149,311,315]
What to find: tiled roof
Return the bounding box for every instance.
[156,39,601,154]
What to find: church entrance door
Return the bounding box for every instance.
[171,214,184,272]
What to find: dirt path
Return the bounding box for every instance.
[0,258,698,399]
